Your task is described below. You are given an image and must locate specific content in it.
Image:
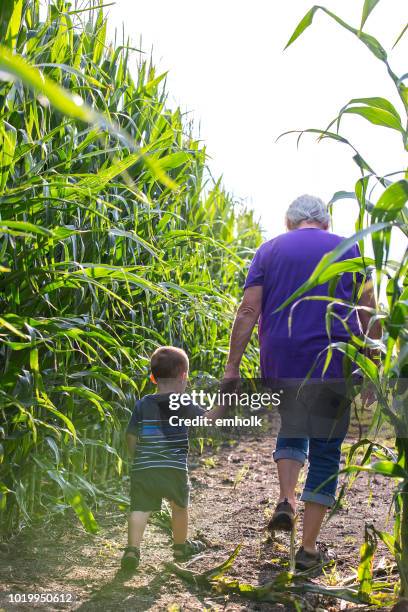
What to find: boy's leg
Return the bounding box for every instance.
[170,502,188,545]
[128,510,151,547]
[122,510,150,571]
[170,501,206,560]
[168,471,205,559]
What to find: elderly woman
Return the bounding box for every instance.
[224,194,379,570]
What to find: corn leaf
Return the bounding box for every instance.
[360,0,381,30]
[47,470,99,534]
[285,5,387,62]
[372,180,408,222]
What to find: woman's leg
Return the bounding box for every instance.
[300,437,343,552]
[273,437,309,508]
[302,502,328,553]
[276,458,303,509]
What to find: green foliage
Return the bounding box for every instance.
[167,544,375,607]
[285,5,388,63]
[360,0,381,30]
[284,0,408,599]
[0,0,262,536]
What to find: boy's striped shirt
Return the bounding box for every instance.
[126,393,205,472]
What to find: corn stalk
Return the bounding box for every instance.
[0,0,262,537]
[281,0,408,599]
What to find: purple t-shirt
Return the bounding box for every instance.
[245,228,366,379]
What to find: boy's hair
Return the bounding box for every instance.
[150,346,189,380]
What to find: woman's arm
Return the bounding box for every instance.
[358,279,382,359]
[224,285,263,378]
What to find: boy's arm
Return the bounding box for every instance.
[126,400,140,456]
[206,377,240,421]
[126,432,138,456]
[206,405,225,421]
[185,400,228,423]
[185,378,242,424]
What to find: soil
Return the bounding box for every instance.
[0,430,396,612]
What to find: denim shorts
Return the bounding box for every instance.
[273,382,351,507]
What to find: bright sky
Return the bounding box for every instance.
[107,1,407,257]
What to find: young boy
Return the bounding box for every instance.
[121,346,226,571]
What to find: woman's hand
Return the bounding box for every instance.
[220,363,241,408]
[223,363,240,380]
[361,385,377,408]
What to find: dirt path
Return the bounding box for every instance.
[0,433,395,611]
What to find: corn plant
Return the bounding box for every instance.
[167,543,384,608]
[280,0,408,601]
[0,0,262,537]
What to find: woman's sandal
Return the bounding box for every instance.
[173,539,206,561]
[121,546,140,572]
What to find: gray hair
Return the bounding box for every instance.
[286,194,330,228]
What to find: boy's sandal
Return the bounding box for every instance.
[173,539,206,561]
[121,546,140,572]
